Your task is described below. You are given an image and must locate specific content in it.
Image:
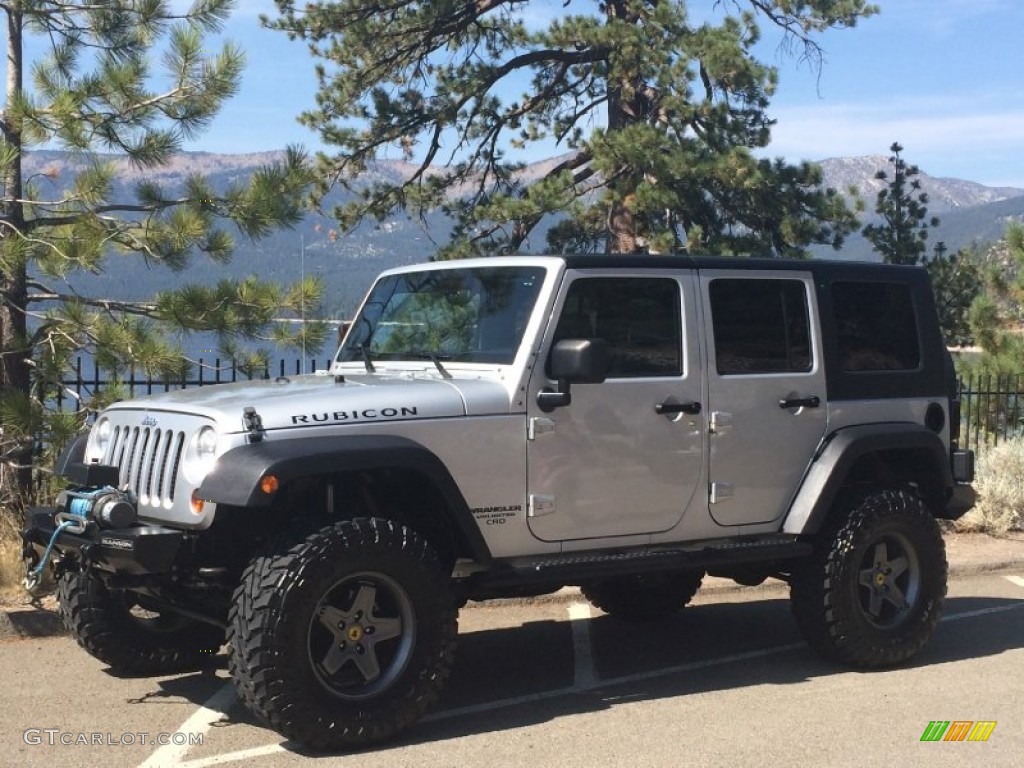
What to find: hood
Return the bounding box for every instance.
[102,373,512,433]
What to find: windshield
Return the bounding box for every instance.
[337,266,547,365]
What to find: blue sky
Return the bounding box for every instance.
[11,1,1024,187]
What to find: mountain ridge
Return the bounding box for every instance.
[21,150,1024,313]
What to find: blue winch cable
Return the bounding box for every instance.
[31,519,77,579]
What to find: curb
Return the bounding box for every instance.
[0,602,64,640]
[4,556,1021,641]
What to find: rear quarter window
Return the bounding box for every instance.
[832,281,921,371]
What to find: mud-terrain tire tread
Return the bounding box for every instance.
[58,570,224,674]
[582,570,704,620]
[227,517,458,751]
[790,488,947,668]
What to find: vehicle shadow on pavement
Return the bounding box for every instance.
[113,593,1024,755]
[381,594,1024,753]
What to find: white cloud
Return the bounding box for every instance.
[766,98,1024,186]
[875,0,1016,38]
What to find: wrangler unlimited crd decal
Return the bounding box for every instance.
[291,406,419,425]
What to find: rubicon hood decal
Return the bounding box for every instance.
[291,406,420,425]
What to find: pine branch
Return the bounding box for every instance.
[27,291,160,317]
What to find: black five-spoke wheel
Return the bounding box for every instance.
[309,574,415,699]
[228,518,457,751]
[856,533,921,628]
[791,488,947,668]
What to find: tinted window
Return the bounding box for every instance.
[832,282,921,371]
[552,278,682,377]
[709,279,812,375]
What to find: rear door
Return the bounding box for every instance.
[700,271,828,527]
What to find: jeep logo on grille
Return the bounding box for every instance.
[141,415,158,427]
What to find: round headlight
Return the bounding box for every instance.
[197,426,218,456]
[94,418,112,453]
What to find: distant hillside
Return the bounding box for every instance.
[817,155,1024,213]
[24,150,1024,313]
[812,158,1024,261]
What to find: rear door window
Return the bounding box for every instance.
[709,279,812,375]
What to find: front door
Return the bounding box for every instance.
[526,272,704,543]
[700,271,828,527]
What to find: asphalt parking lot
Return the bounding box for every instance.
[2,567,1023,768]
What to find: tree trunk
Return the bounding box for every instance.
[604,0,640,254]
[1,3,33,499]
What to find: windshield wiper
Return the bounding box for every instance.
[408,351,452,380]
[358,344,376,374]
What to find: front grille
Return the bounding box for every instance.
[103,425,187,506]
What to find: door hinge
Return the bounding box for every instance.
[528,494,556,517]
[710,411,733,434]
[528,417,556,440]
[710,483,734,504]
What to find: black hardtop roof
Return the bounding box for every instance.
[559,253,929,282]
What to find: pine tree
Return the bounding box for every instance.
[862,142,939,266]
[1,1,325,500]
[926,241,982,347]
[265,0,874,258]
[862,142,983,345]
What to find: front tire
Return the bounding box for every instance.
[582,570,704,620]
[790,488,947,668]
[227,518,457,751]
[58,570,224,674]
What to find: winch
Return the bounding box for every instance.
[59,486,137,531]
[23,486,137,595]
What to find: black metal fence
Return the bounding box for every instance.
[54,357,330,411]
[52,360,1024,453]
[958,374,1024,454]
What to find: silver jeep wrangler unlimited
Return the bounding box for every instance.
[24,255,976,749]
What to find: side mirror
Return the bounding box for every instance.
[538,338,608,412]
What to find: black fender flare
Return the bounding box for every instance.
[197,435,491,562]
[782,424,953,535]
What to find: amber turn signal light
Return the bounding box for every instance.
[259,474,279,495]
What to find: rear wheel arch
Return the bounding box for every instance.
[783,425,952,535]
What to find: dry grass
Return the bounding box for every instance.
[956,438,1024,535]
[0,511,25,594]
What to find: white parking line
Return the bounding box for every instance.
[179,744,287,768]
[568,602,597,689]
[1005,575,1024,588]
[941,602,1024,622]
[165,598,1024,768]
[138,682,236,768]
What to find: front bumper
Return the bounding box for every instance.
[23,507,185,576]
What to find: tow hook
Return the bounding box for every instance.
[21,536,45,597]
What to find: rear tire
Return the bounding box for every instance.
[227,517,457,751]
[790,488,947,668]
[58,570,224,674]
[582,570,704,620]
